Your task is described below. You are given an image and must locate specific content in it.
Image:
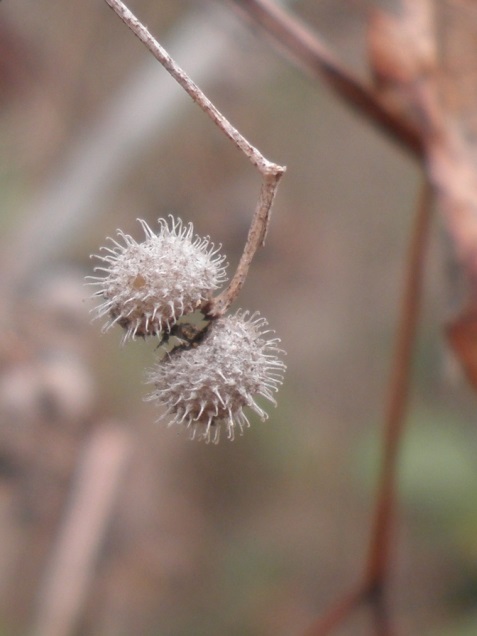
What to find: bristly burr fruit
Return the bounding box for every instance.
[146,310,286,443]
[88,216,228,342]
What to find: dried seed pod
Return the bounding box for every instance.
[88,216,227,342]
[146,310,286,443]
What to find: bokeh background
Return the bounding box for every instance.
[0,1,476,635]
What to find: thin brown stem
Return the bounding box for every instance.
[227,0,423,158]
[103,0,286,313]
[207,172,281,316]
[300,180,433,636]
[365,180,433,598]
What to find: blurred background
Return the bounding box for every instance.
[0,1,476,635]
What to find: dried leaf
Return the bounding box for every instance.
[367,0,436,89]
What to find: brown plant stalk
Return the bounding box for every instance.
[302,181,433,635]
[364,179,433,634]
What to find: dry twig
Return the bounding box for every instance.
[104,0,286,315]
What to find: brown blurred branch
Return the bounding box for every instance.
[363,179,433,629]
[31,423,132,636]
[302,180,432,636]
[226,0,424,158]
[104,0,286,315]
